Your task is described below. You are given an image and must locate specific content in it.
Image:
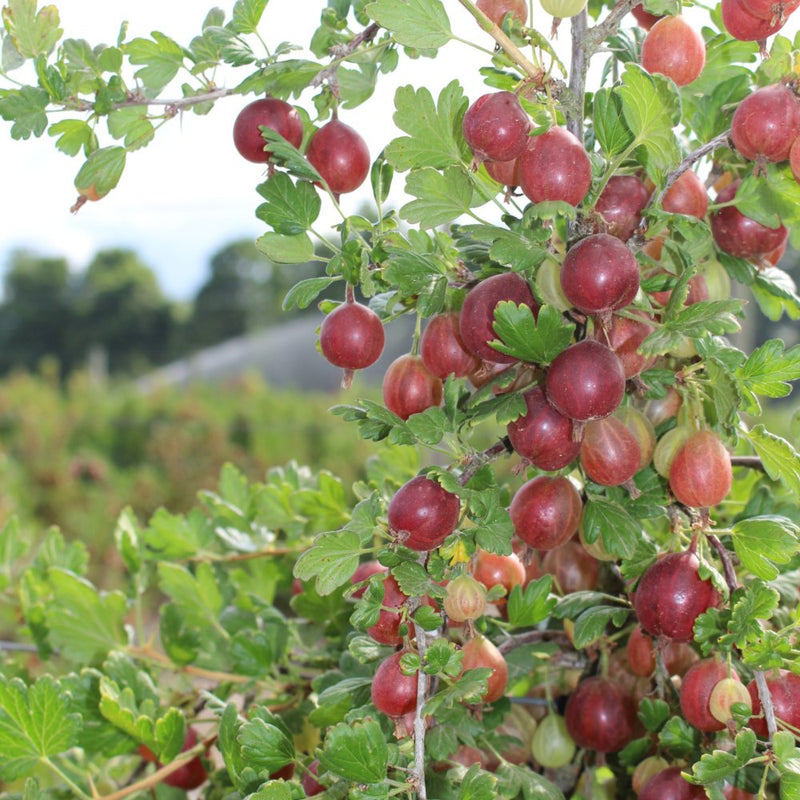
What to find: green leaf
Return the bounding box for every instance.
[256,232,315,264]
[490,303,573,364]
[459,763,497,800]
[737,340,800,412]
[107,107,154,150]
[571,605,630,648]
[48,118,94,157]
[0,676,80,781]
[506,575,556,628]
[0,86,48,139]
[593,88,634,157]
[256,174,321,235]
[724,581,780,649]
[690,730,756,784]
[2,0,62,58]
[294,530,361,595]
[384,81,469,171]
[45,568,127,662]
[144,507,216,559]
[366,0,452,50]
[405,406,450,445]
[414,603,443,631]
[73,146,126,198]
[732,515,800,581]
[0,517,25,591]
[658,715,700,757]
[737,164,800,249]
[159,603,201,665]
[282,276,339,310]
[125,32,185,91]
[616,63,681,171]
[319,719,389,784]
[744,425,800,497]
[401,165,473,228]
[249,782,294,800]
[239,717,295,773]
[157,562,224,630]
[638,698,670,732]
[582,494,640,559]
[392,560,431,597]
[488,230,549,271]
[231,0,268,33]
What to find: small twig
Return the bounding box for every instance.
[583,0,638,51]
[456,0,548,84]
[0,640,40,652]
[754,670,779,741]
[652,130,732,208]
[731,455,769,474]
[311,23,381,88]
[498,629,571,654]
[72,87,235,114]
[707,533,739,595]
[94,733,218,800]
[458,438,513,486]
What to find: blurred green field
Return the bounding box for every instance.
[0,366,382,583]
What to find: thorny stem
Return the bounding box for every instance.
[498,629,572,654]
[311,23,381,87]
[456,0,549,85]
[126,644,287,692]
[71,87,234,116]
[653,130,733,208]
[754,669,779,741]
[92,733,218,800]
[458,438,513,486]
[412,619,430,800]
[567,10,588,139]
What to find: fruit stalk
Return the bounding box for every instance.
[654,129,733,207]
[707,533,740,593]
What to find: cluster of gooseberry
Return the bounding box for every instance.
[233,96,370,196]
[220,5,800,798]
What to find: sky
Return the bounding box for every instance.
[0,0,493,300]
[0,1,797,300]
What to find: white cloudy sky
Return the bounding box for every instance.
[0,0,494,299]
[0,1,793,299]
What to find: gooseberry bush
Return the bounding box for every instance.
[3,0,800,798]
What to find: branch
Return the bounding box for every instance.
[458,438,513,486]
[412,620,430,800]
[498,629,572,654]
[583,0,638,51]
[731,455,769,474]
[312,23,381,88]
[652,130,732,207]
[126,645,288,694]
[93,733,218,800]
[456,0,549,84]
[72,87,235,116]
[567,10,588,139]
[754,669,779,741]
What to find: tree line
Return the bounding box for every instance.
[0,239,329,376]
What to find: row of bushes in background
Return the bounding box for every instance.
[0,366,379,585]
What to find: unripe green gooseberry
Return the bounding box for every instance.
[443,574,488,622]
[709,677,752,724]
[539,0,589,16]
[531,713,576,768]
[632,755,670,794]
[701,258,732,302]
[653,425,694,478]
[535,260,572,312]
